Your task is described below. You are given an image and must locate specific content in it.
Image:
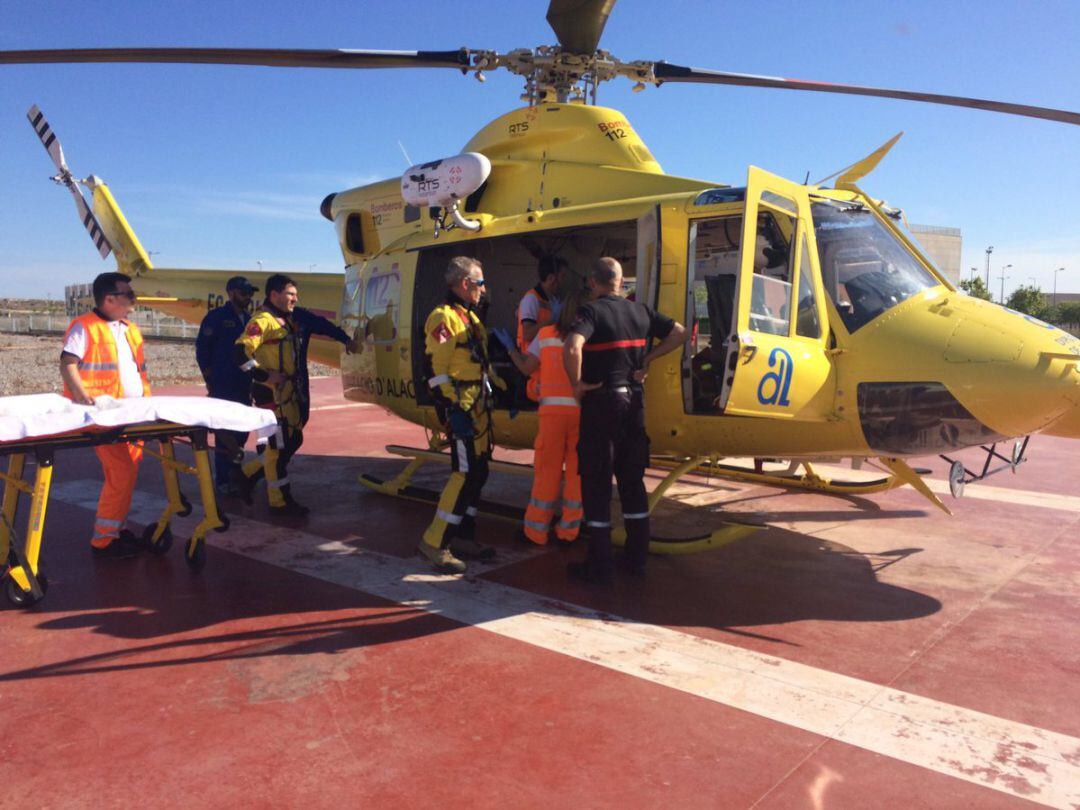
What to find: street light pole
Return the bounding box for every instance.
[998,265,1012,304]
[985,246,994,289]
[1054,267,1065,308]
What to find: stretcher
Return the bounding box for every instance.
[0,394,279,607]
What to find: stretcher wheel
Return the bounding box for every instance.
[5,573,48,608]
[185,538,206,571]
[213,512,230,533]
[143,523,173,554]
[177,495,193,518]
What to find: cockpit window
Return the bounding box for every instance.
[812,201,940,332]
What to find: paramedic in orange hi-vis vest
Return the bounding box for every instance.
[498,287,585,545]
[60,272,151,559]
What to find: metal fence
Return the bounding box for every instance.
[0,310,197,340]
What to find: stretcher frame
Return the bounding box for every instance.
[359,444,759,554]
[0,422,229,608]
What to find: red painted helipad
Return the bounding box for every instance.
[2,377,1078,808]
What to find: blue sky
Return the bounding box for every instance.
[1,0,1077,299]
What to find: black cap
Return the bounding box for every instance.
[226,275,258,293]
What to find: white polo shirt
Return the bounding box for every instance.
[63,318,145,398]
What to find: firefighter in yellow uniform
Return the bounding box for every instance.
[420,256,504,573]
[232,273,308,516]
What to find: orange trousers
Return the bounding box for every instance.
[523,408,583,544]
[91,442,143,548]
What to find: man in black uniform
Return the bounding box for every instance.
[563,257,688,584]
[195,275,257,495]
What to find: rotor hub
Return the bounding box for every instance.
[470,47,655,105]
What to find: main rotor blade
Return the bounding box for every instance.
[546,0,617,54]
[26,104,68,173]
[0,47,470,70]
[653,63,1080,126]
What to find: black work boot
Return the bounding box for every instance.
[271,489,310,518]
[91,530,143,560]
[229,468,256,505]
[449,537,496,561]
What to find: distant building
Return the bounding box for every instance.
[908,224,962,285]
[1041,292,1080,306]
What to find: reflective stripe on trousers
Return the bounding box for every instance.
[523,408,582,544]
[423,407,492,549]
[90,442,143,548]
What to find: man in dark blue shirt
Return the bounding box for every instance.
[196,276,257,493]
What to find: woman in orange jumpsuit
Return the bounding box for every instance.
[499,289,585,545]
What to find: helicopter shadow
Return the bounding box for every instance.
[0,450,940,685]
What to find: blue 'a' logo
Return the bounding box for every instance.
[756,347,794,406]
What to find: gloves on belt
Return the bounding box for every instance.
[448,407,475,439]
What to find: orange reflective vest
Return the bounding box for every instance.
[536,325,578,413]
[517,287,552,402]
[63,311,151,400]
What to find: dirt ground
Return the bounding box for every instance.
[0,333,337,396]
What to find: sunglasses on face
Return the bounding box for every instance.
[107,290,137,301]
[469,278,486,287]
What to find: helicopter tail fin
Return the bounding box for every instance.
[85,177,155,277]
[26,104,154,277]
[815,131,903,189]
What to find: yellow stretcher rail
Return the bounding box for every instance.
[0,422,230,608]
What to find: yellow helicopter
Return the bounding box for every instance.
[8,0,1080,546]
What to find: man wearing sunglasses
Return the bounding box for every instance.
[419,256,505,572]
[60,272,151,559]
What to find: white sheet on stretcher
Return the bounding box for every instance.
[0,394,279,443]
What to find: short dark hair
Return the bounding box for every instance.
[265,273,297,295]
[590,257,621,286]
[92,272,132,306]
[537,255,567,283]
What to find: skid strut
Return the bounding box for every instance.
[359,445,758,554]
[939,437,1030,498]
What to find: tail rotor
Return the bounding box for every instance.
[26,104,112,260]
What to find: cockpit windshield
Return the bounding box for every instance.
[812,201,941,332]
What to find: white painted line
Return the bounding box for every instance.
[800,462,1080,513]
[923,478,1080,513]
[50,480,1080,808]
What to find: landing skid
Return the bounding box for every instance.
[651,455,952,515]
[358,445,758,555]
[650,456,905,496]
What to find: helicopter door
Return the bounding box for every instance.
[717,167,831,419]
[636,204,660,308]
